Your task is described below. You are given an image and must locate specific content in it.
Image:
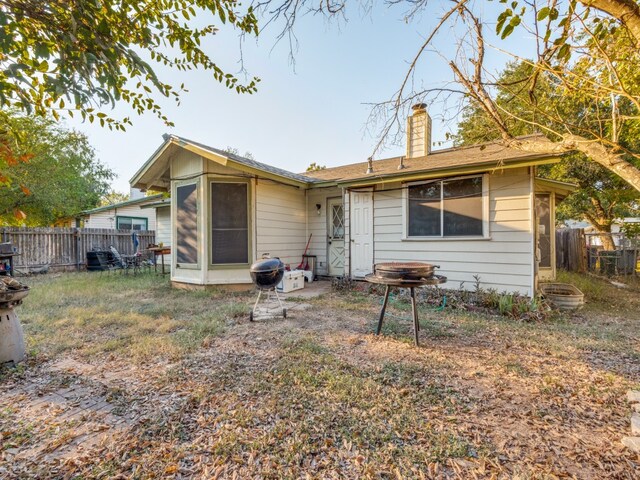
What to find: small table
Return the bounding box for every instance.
[365,274,447,346]
[149,247,171,275]
[0,253,19,277]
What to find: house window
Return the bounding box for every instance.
[407,176,485,237]
[116,216,148,231]
[176,183,198,264]
[211,182,249,264]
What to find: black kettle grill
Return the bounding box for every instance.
[250,258,285,290]
[248,258,287,321]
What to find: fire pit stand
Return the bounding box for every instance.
[0,286,30,365]
[365,268,446,346]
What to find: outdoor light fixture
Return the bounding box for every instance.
[316,204,322,216]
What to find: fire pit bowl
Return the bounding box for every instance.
[0,286,30,307]
[374,262,439,281]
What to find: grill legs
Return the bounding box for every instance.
[376,285,391,335]
[375,286,421,347]
[250,287,286,321]
[410,287,419,346]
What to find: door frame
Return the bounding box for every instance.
[349,188,374,278]
[326,196,345,276]
[535,192,556,281]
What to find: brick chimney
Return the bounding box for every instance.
[406,103,431,158]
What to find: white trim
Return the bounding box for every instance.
[401,236,493,242]
[483,173,490,237]
[349,189,374,278]
[530,167,536,295]
[327,196,346,276]
[402,174,489,240]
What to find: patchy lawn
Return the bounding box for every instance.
[1,271,639,478]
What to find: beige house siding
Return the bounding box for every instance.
[84,204,157,230]
[169,149,309,285]
[155,206,171,265]
[306,186,343,275]
[171,150,207,284]
[371,167,533,295]
[256,181,307,268]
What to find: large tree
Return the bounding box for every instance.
[455,61,639,249]
[0,113,114,225]
[263,0,639,192]
[0,0,260,129]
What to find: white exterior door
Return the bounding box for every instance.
[327,197,345,276]
[350,190,373,277]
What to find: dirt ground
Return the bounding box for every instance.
[0,272,639,479]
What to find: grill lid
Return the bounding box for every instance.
[250,258,284,273]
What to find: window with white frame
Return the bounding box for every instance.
[406,175,486,237]
[116,216,148,231]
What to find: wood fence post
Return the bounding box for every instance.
[75,228,81,271]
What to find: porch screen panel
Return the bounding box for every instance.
[535,194,551,268]
[176,183,198,264]
[211,183,248,264]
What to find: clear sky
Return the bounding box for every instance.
[65,2,533,193]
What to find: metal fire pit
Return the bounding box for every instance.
[374,262,438,281]
[0,286,30,308]
[0,284,29,365]
[366,266,446,347]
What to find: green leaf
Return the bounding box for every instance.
[501,24,515,39]
[537,7,549,21]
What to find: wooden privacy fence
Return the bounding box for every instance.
[555,228,587,273]
[0,227,155,271]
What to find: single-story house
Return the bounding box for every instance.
[78,193,165,231]
[140,197,172,265]
[130,105,573,295]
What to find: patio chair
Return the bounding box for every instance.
[109,246,139,274]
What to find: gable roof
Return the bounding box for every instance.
[174,136,317,184]
[130,134,317,190]
[81,194,165,215]
[304,134,560,185]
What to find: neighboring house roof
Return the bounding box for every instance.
[131,133,564,191]
[140,198,171,209]
[80,194,165,215]
[304,134,559,184]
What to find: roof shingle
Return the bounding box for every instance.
[303,134,555,183]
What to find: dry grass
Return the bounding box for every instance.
[1,271,639,478]
[19,272,248,362]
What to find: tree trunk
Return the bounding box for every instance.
[593,226,616,251]
[581,0,640,45]
[505,135,640,193]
